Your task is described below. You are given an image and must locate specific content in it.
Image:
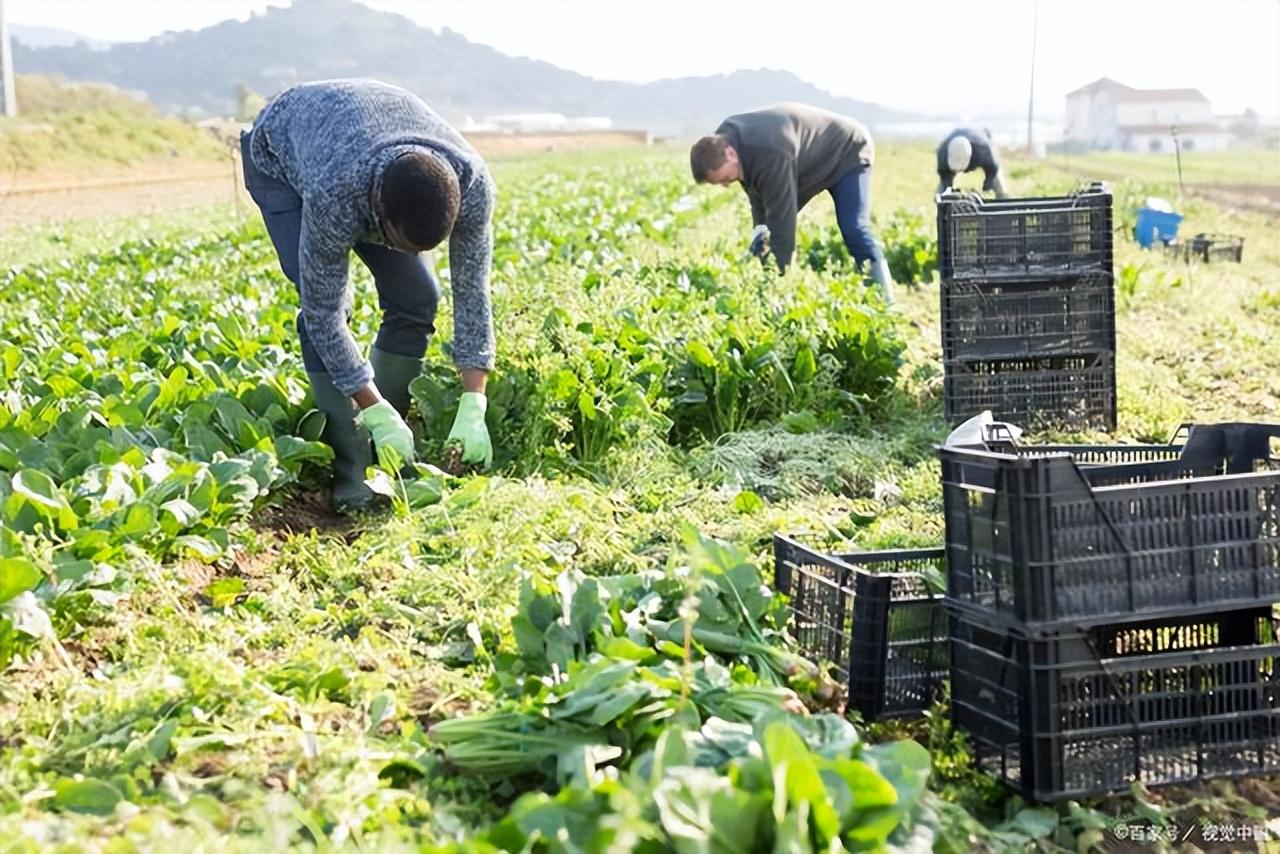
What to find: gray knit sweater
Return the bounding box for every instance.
[247,79,496,395]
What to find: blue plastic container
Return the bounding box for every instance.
[1134,208,1183,248]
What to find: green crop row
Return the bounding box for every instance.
[5,147,1252,853]
[0,154,904,675]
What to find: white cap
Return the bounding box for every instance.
[944,411,1024,448]
[946,136,973,173]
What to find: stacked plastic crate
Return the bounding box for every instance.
[941,422,1280,801]
[937,182,1116,431]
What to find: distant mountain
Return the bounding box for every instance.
[11,24,113,51]
[10,0,920,135]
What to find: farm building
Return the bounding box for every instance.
[467,112,615,134]
[1064,77,1228,152]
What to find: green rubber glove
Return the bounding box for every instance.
[447,392,493,468]
[355,400,416,470]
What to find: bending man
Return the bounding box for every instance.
[936,128,1006,197]
[241,79,496,513]
[690,102,893,300]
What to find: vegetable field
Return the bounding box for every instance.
[1,144,1278,851]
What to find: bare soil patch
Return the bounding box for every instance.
[250,489,356,538]
[0,158,246,229]
[1189,181,1280,216]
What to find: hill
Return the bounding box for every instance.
[6,74,151,117]
[0,75,226,174]
[10,0,920,135]
[10,24,113,51]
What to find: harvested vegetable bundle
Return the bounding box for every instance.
[504,526,843,710]
[431,528,852,800]
[431,657,800,781]
[426,713,931,854]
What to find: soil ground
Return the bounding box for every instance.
[0,131,659,230]
[0,159,244,230]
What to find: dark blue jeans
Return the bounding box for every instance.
[828,165,886,269]
[239,132,440,375]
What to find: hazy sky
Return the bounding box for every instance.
[6,0,1279,118]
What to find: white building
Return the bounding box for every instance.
[1064,77,1228,153]
[476,113,614,134]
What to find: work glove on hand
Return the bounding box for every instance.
[355,400,416,470]
[447,392,493,468]
[748,224,771,260]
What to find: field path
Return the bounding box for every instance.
[1188,181,1280,215]
[0,158,247,230]
[0,134,657,231]
[1044,159,1280,216]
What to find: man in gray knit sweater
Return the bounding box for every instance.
[240,79,496,512]
[690,103,893,300]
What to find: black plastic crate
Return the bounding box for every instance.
[773,535,947,720]
[1187,233,1245,263]
[937,183,1113,281]
[940,273,1115,361]
[950,607,1280,801]
[942,351,1116,430]
[941,422,1280,629]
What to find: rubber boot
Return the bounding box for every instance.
[369,347,423,419]
[371,347,424,479]
[869,257,896,305]
[307,371,378,514]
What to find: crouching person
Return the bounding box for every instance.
[241,79,496,512]
[936,127,1006,198]
[690,102,894,301]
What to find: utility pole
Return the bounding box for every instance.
[1026,2,1037,153]
[0,0,16,117]
[1171,126,1185,195]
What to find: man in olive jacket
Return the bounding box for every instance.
[690,102,893,299]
